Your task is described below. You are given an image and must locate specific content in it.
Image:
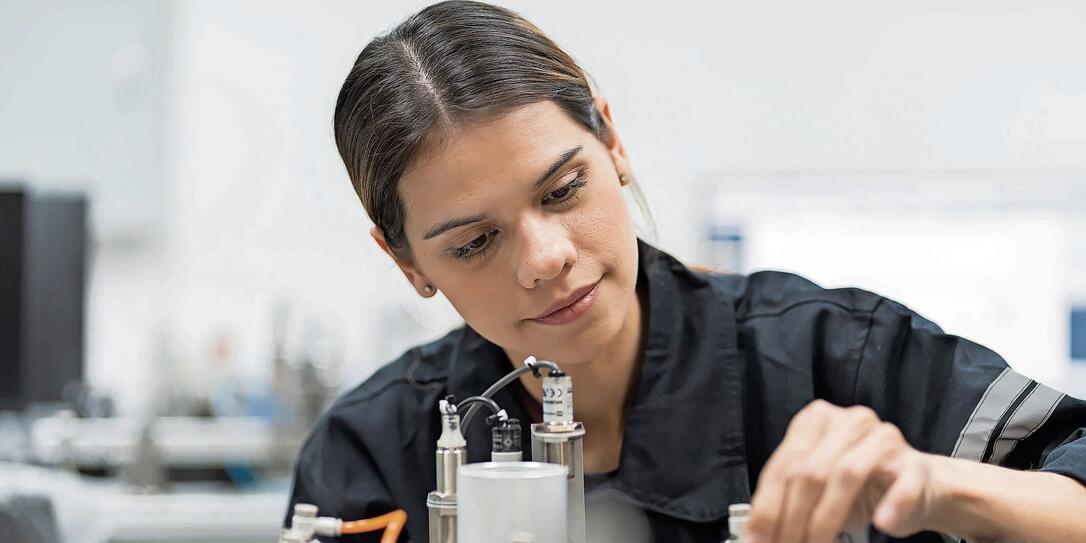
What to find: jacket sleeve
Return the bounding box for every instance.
[286,410,400,543]
[853,296,1086,485]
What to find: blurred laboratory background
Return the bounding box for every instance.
[1,1,1085,542]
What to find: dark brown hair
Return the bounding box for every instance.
[334,1,646,257]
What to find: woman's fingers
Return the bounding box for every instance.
[775,474,824,543]
[746,467,787,543]
[747,400,833,542]
[804,423,902,543]
[747,400,933,543]
[873,454,931,538]
[775,406,880,543]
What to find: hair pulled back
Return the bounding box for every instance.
[334,0,611,257]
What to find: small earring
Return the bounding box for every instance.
[423,285,434,295]
[619,173,629,186]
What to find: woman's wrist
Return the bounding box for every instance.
[921,453,1003,541]
[922,453,1086,543]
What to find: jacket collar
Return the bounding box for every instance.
[447,239,751,522]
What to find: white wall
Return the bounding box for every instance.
[161,1,466,407]
[0,0,174,237]
[3,1,1085,413]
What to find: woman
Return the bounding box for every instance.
[287,2,1086,542]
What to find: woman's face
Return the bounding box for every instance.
[382,99,640,366]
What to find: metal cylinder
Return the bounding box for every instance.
[427,491,457,543]
[531,421,586,543]
[430,445,464,543]
[436,447,464,494]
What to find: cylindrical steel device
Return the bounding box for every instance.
[457,461,568,543]
[427,490,457,543]
[428,447,464,543]
[429,402,466,543]
[436,447,464,495]
[531,421,586,543]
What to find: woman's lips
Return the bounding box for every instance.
[529,279,602,326]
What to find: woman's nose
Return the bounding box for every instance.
[515,218,577,289]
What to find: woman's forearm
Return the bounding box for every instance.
[925,454,1086,543]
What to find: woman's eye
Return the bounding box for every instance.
[542,175,587,206]
[452,230,496,260]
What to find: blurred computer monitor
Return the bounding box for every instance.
[0,185,87,411]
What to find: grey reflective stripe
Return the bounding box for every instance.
[987,382,1065,466]
[950,368,1032,461]
[939,369,1042,543]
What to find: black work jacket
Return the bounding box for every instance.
[288,239,1086,542]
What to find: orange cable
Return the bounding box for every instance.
[340,509,407,543]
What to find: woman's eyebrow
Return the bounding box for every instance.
[422,145,584,241]
[532,145,582,190]
[424,213,487,240]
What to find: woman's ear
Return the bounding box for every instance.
[370,226,437,297]
[593,96,633,184]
